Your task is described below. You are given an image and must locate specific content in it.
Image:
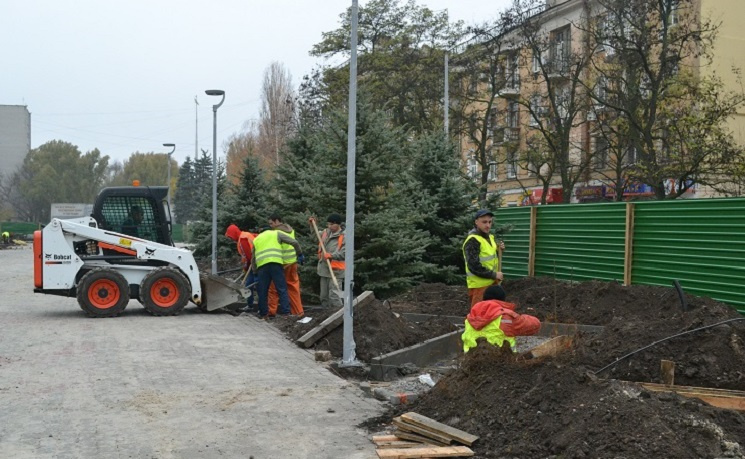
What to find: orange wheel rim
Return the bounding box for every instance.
[88,279,120,309]
[150,278,179,307]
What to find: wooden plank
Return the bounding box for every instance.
[660,360,675,386]
[639,382,745,411]
[296,291,374,348]
[623,202,635,286]
[373,435,403,444]
[393,417,452,445]
[525,335,573,359]
[395,429,450,447]
[528,206,537,277]
[376,441,424,449]
[400,412,479,446]
[376,446,474,458]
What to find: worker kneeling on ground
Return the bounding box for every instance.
[462,285,541,353]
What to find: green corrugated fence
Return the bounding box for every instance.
[495,198,745,313]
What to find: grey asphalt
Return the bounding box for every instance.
[0,246,385,458]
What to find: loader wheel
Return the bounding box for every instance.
[140,267,190,316]
[77,268,130,318]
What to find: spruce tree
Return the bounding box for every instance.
[409,131,479,284]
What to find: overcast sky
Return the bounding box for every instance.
[1,0,511,165]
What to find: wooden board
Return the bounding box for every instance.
[400,412,479,446]
[525,335,573,360]
[296,291,374,348]
[393,417,452,445]
[372,435,423,449]
[395,429,450,447]
[376,445,474,458]
[639,382,745,411]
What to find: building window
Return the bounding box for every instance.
[625,146,637,165]
[550,26,570,73]
[669,0,680,26]
[506,151,517,179]
[488,162,498,181]
[594,136,609,168]
[467,152,479,179]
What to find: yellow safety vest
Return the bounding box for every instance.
[461,318,516,353]
[280,229,297,265]
[462,233,498,288]
[253,230,284,268]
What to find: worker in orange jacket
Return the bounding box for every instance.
[462,285,541,353]
[225,224,258,312]
[267,214,304,317]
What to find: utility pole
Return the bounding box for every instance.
[194,96,199,159]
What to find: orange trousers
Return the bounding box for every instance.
[268,263,303,316]
[468,280,502,307]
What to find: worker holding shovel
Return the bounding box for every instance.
[310,214,345,309]
[463,209,506,307]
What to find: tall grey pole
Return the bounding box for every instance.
[194,96,199,159]
[205,90,225,275]
[163,143,176,211]
[342,0,360,366]
[444,51,449,134]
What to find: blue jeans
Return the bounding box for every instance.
[257,263,290,316]
[244,270,258,306]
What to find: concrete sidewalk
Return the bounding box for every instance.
[0,246,384,458]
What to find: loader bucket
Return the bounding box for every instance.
[199,273,247,311]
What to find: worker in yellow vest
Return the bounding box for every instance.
[251,227,303,319]
[462,209,506,306]
[267,214,304,317]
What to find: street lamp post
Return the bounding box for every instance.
[205,89,225,275]
[163,143,175,211]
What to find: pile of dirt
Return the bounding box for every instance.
[411,344,745,458]
[272,298,457,362]
[380,278,745,457]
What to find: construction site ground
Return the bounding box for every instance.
[0,246,384,459]
[274,278,745,458]
[6,238,745,458]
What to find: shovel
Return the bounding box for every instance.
[309,216,343,296]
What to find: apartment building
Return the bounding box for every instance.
[458,0,745,205]
[0,105,31,180]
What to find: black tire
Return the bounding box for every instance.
[140,267,190,316]
[77,268,130,318]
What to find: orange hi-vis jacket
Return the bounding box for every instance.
[318,231,345,271]
[237,231,257,270]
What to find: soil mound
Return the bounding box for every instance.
[386,279,745,458]
[272,298,457,362]
[412,343,745,459]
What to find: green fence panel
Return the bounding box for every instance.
[495,207,531,279]
[171,223,184,243]
[534,202,627,282]
[632,198,745,312]
[0,222,42,236]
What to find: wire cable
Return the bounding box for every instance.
[593,317,745,376]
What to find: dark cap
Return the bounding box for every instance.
[474,209,494,220]
[327,213,343,224]
[483,285,506,302]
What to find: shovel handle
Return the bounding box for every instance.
[496,242,504,285]
[309,217,342,292]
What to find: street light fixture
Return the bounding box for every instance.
[163,143,175,211]
[205,89,225,275]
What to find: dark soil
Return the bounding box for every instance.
[381,278,745,458]
[271,298,458,362]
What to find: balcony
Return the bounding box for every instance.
[546,57,570,80]
[503,127,520,144]
[499,72,521,97]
